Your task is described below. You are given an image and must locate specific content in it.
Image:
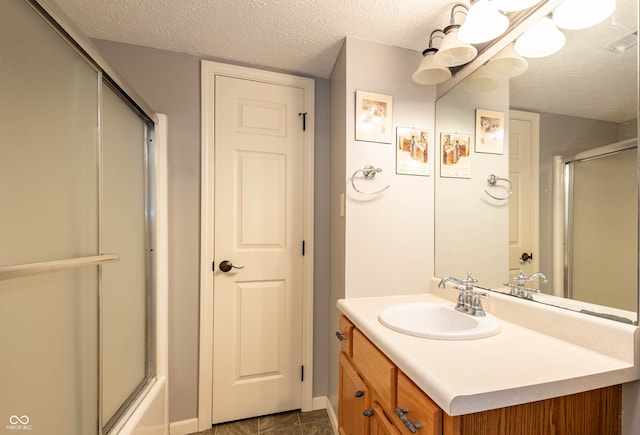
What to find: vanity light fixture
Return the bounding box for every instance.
[491,0,543,12]
[515,16,566,58]
[435,24,478,67]
[412,29,452,85]
[553,0,616,30]
[485,42,528,77]
[458,0,509,44]
[434,4,478,67]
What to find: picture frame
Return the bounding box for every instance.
[440,132,472,178]
[396,127,430,176]
[475,109,505,154]
[355,90,393,143]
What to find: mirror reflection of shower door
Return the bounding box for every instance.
[567,146,638,311]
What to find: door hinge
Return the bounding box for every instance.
[302,240,305,256]
[301,365,304,382]
[212,261,215,271]
[298,112,307,131]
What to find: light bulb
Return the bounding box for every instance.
[459,0,509,44]
[491,0,543,12]
[553,0,616,30]
[515,17,566,58]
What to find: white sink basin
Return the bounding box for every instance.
[378,302,501,340]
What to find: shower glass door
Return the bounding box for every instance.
[0,0,100,433]
[0,1,156,434]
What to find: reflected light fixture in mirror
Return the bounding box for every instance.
[553,0,616,30]
[485,42,529,77]
[515,16,566,58]
[413,29,452,85]
[460,65,500,93]
[491,0,543,12]
[435,24,478,67]
[459,0,509,44]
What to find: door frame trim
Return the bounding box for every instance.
[198,60,315,430]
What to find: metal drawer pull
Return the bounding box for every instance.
[396,407,422,433]
[354,390,364,398]
[335,331,347,341]
[362,409,374,417]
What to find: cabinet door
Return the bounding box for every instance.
[396,372,442,435]
[371,402,401,435]
[339,352,369,435]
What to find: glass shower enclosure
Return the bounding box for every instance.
[0,1,157,434]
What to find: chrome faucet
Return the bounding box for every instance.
[438,272,488,317]
[504,270,548,300]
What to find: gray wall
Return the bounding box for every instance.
[93,40,331,422]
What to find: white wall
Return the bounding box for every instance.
[328,37,436,415]
[343,38,436,299]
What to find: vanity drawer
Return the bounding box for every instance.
[338,315,354,357]
[396,371,442,435]
[352,328,397,411]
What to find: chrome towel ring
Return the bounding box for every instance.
[350,165,390,195]
[485,174,512,200]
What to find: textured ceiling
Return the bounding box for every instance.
[52,0,454,79]
[52,0,637,123]
[509,0,638,123]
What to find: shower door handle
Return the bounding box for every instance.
[219,260,245,272]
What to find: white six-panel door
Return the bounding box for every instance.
[211,75,305,423]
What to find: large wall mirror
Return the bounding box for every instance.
[435,0,638,324]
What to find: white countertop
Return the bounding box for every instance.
[337,278,640,416]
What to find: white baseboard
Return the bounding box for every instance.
[169,418,198,435]
[313,396,338,435]
[312,396,327,411]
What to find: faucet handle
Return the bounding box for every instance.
[522,287,540,300]
[513,270,528,286]
[461,272,478,291]
[470,291,488,316]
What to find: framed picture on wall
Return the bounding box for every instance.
[355,90,393,143]
[440,132,471,178]
[396,127,430,176]
[475,109,504,154]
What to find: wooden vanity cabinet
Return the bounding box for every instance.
[339,352,370,435]
[338,315,623,435]
[339,316,441,435]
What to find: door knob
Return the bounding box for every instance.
[521,252,533,262]
[219,260,245,272]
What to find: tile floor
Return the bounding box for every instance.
[190,409,334,435]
